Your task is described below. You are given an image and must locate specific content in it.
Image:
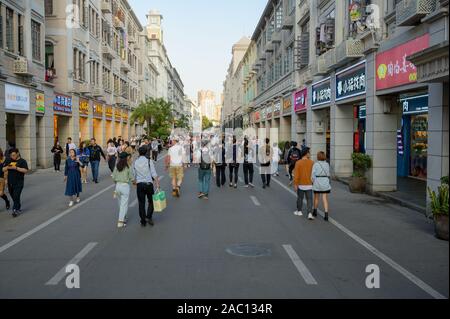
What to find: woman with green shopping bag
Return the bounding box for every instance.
[112,152,134,228]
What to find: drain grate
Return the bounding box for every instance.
[226,244,271,258]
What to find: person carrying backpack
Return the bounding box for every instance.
[287,141,302,184]
[198,141,212,200]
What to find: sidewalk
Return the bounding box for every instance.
[336,176,427,215]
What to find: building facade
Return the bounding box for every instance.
[222,0,449,209]
[198,90,217,122]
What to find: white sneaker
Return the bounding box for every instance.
[294,211,303,216]
[76,198,81,203]
[249,183,255,188]
[308,213,315,220]
[69,201,74,207]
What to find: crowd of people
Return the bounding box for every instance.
[0,132,331,228]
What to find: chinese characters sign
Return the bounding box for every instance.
[400,94,428,115]
[5,84,30,112]
[105,105,113,120]
[274,100,281,117]
[79,99,89,116]
[336,60,366,101]
[36,93,45,114]
[376,34,429,90]
[311,78,331,107]
[114,108,122,122]
[54,94,72,114]
[294,88,307,113]
[93,103,104,118]
[283,97,292,114]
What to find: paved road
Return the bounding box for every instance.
[0,155,448,299]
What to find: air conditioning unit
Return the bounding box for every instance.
[396,0,437,26]
[323,48,337,70]
[93,87,103,97]
[101,0,112,14]
[13,58,30,75]
[315,121,325,133]
[336,39,364,65]
[312,55,328,75]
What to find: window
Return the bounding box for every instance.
[32,20,41,61]
[45,0,53,15]
[316,9,335,55]
[275,5,283,30]
[5,7,13,52]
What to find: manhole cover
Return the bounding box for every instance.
[226,244,271,258]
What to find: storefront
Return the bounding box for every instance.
[105,105,113,140]
[334,60,367,155]
[79,98,90,142]
[114,107,122,138]
[294,87,307,144]
[375,33,430,186]
[53,93,73,144]
[122,109,129,139]
[311,78,332,161]
[4,83,30,149]
[93,102,104,144]
[265,104,272,135]
[35,92,46,166]
[397,94,429,180]
[281,94,292,142]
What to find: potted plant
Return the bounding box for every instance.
[349,153,372,193]
[428,178,449,241]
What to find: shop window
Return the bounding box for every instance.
[410,115,428,179]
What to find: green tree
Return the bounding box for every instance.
[175,114,190,130]
[202,116,213,130]
[130,98,174,140]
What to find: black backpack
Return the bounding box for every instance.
[290,148,301,165]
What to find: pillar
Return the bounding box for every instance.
[330,103,354,178]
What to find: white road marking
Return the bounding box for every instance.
[0,185,115,255]
[283,244,318,285]
[271,175,447,299]
[250,196,261,206]
[46,242,98,286]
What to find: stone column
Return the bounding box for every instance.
[330,103,354,178]
[0,82,6,151]
[309,108,328,159]
[365,52,399,192]
[15,93,37,170]
[427,82,449,209]
[36,85,55,168]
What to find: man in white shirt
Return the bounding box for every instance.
[65,137,77,157]
[165,138,184,197]
[151,139,159,161]
[132,146,160,227]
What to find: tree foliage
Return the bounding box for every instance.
[202,116,213,130]
[175,114,190,130]
[130,98,174,140]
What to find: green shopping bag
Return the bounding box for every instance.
[153,190,167,213]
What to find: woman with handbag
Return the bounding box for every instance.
[0,148,11,210]
[77,141,90,184]
[64,149,85,207]
[311,151,332,221]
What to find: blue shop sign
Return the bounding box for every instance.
[358,105,366,119]
[400,94,428,115]
[336,60,366,101]
[53,94,73,114]
[311,77,332,107]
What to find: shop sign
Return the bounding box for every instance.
[336,60,366,101]
[397,129,404,156]
[105,105,113,120]
[358,105,366,119]
[294,88,308,113]
[53,94,72,114]
[376,34,430,90]
[311,78,332,107]
[5,84,30,112]
[79,99,89,116]
[400,94,428,115]
[261,108,267,120]
[273,100,281,117]
[266,105,272,119]
[114,108,122,122]
[283,97,292,113]
[93,102,104,118]
[36,92,45,114]
[254,111,261,122]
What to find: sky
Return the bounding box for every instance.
[128,0,267,103]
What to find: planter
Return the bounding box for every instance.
[434,214,449,241]
[349,176,366,193]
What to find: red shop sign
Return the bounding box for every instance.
[254,111,260,122]
[294,88,307,113]
[376,34,429,90]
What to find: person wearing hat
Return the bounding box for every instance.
[132,146,160,227]
[112,152,135,228]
